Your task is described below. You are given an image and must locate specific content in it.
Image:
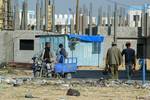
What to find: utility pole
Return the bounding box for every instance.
[75,0,79,33]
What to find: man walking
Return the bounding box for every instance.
[106,42,122,80]
[122,42,136,80]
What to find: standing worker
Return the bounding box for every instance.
[106,42,122,80]
[56,44,68,63]
[122,42,136,80]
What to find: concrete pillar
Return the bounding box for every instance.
[36,0,40,30]
[114,3,117,42]
[98,7,103,26]
[82,4,88,34]
[126,13,129,26]
[45,0,48,31]
[118,7,122,26]
[107,5,111,26]
[52,0,55,32]
[4,0,8,29]
[82,15,88,34]
[122,8,126,26]
[14,0,20,30]
[121,7,124,26]
[135,15,139,27]
[107,5,111,35]
[75,0,79,33]
[70,15,74,33]
[24,0,28,30]
[141,9,148,37]
[20,1,25,30]
[111,18,114,27]
[79,14,83,34]
[147,15,150,37]
[40,0,43,30]
[7,0,13,29]
[145,13,148,37]
[79,8,83,34]
[102,12,106,26]
[141,11,144,36]
[89,2,93,35]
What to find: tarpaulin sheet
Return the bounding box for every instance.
[68,34,104,42]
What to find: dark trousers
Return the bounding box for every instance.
[125,64,133,80]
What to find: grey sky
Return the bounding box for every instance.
[19,0,150,16]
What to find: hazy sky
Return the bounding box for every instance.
[19,0,150,16]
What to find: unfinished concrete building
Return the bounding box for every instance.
[47,1,53,31]
[45,0,53,32]
[3,0,14,30]
[0,0,3,31]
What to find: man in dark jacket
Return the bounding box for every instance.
[106,42,122,80]
[122,42,136,80]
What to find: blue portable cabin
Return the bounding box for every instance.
[36,34,104,67]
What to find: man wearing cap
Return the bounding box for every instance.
[122,42,136,80]
[106,42,122,80]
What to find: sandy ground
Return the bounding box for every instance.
[0,67,150,100]
[0,83,150,100]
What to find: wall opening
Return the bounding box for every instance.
[20,39,34,50]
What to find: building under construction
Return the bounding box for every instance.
[45,0,54,32]
[0,0,3,30]
[0,0,13,30]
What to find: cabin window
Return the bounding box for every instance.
[92,42,101,54]
[20,39,34,50]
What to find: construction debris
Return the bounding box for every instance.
[0,75,150,91]
[25,93,34,98]
[66,88,80,96]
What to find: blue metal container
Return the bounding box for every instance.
[54,57,77,74]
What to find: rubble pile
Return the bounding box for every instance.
[0,75,150,89]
